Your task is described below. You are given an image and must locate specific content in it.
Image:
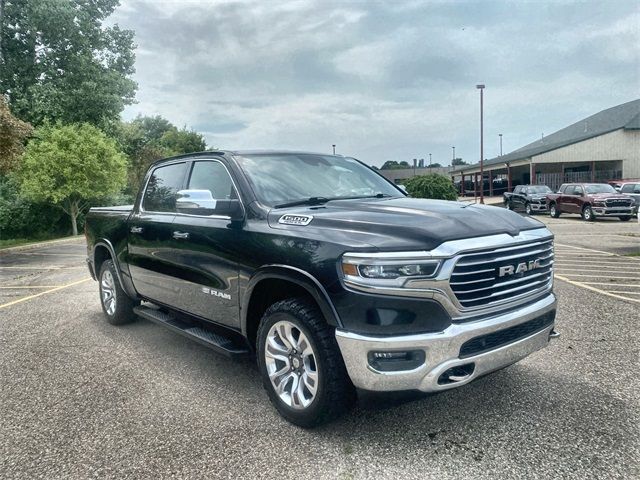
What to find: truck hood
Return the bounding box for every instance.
[588,194,633,201]
[268,197,544,251]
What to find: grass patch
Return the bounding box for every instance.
[624,252,640,257]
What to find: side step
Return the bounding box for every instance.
[133,305,250,358]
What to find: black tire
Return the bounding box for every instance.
[525,202,533,215]
[257,298,355,428]
[98,260,137,325]
[619,216,631,222]
[549,203,560,218]
[582,205,595,222]
[505,200,513,210]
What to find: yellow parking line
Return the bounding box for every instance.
[0,286,64,289]
[554,274,640,304]
[605,291,640,295]
[0,278,91,309]
[17,253,86,257]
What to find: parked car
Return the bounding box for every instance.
[503,185,552,215]
[618,182,640,216]
[85,150,559,427]
[546,183,635,221]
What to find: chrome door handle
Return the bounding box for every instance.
[130,226,143,234]
[172,231,189,239]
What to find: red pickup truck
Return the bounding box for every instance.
[546,183,635,221]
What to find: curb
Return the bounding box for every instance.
[0,236,85,253]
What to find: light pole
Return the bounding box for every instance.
[476,84,485,204]
[499,134,503,156]
[332,144,336,155]
[452,146,455,163]
[429,153,432,167]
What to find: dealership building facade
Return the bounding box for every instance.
[451,99,640,195]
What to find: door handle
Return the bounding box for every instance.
[172,231,189,240]
[130,226,143,234]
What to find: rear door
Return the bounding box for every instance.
[165,159,242,328]
[127,161,188,306]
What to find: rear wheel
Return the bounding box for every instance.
[619,216,631,221]
[99,260,137,325]
[257,298,355,427]
[549,203,560,218]
[582,205,595,222]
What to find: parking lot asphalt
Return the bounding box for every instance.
[1,220,639,480]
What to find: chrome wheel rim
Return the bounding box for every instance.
[584,208,591,220]
[264,320,318,410]
[100,270,117,315]
[550,205,556,216]
[526,205,531,214]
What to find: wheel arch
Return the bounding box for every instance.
[92,239,138,299]
[241,266,342,350]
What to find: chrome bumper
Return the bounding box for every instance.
[530,203,547,211]
[335,293,557,393]
[592,207,634,216]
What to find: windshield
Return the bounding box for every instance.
[234,153,402,207]
[527,186,552,194]
[585,184,617,194]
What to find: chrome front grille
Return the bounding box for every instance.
[449,239,554,309]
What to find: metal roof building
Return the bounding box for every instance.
[452,99,640,195]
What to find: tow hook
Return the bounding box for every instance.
[549,330,560,339]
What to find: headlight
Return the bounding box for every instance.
[343,262,439,279]
[341,253,441,291]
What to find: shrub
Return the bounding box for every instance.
[404,173,458,201]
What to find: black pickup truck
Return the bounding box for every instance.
[86,150,558,427]
[503,185,553,215]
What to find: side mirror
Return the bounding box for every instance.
[176,190,243,220]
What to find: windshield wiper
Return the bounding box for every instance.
[274,197,331,209]
[274,193,394,209]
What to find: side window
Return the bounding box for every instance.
[514,186,522,194]
[559,185,567,194]
[188,161,237,200]
[142,162,187,212]
[573,185,583,195]
[621,184,634,193]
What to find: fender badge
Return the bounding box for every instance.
[278,214,313,226]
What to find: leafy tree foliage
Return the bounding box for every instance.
[20,123,127,235]
[0,0,136,126]
[427,162,443,168]
[380,160,411,170]
[452,158,467,166]
[405,173,458,201]
[110,115,207,192]
[0,97,32,173]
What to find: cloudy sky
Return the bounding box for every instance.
[111,0,639,167]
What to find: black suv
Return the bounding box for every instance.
[86,151,558,427]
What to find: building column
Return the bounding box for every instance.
[507,163,512,192]
[591,161,595,182]
[489,170,493,196]
[474,173,478,201]
[461,174,465,195]
[530,162,536,185]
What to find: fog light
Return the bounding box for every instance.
[367,350,426,372]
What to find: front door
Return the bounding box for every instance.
[166,159,242,328]
[128,161,188,307]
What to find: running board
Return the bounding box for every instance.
[133,305,249,358]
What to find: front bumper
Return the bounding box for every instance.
[335,293,557,393]
[529,202,547,211]
[592,206,634,216]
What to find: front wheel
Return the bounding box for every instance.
[257,298,355,427]
[505,200,513,210]
[99,260,137,325]
[549,203,560,218]
[582,205,595,222]
[619,216,631,222]
[525,202,533,215]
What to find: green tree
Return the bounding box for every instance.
[0,97,33,173]
[427,162,443,168]
[0,0,136,127]
[110,115,207,193]
[405,173,458,201]
[452,158,467,166]
[20,123,127,235]
[380,160,411,170]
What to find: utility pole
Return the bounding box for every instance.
[452,146,455,163]
[499,133,503,157]
[476,84,485,204]
[429,153,432,167]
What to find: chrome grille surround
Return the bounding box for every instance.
[341,228,554,321]
[605,198,633,207]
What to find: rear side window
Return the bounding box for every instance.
[621,183,640,193]
[142,162,187,212]
[188,161,237,200]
